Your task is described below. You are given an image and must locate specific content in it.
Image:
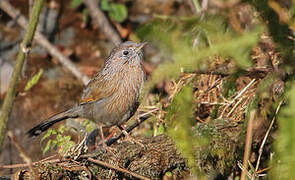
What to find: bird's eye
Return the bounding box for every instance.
[123,50,129,56]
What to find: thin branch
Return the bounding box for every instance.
[0,0,90,85]
[253,100,283,178]
[0,159,61,169]
[219,79,256,118]
[230,79,256,104]
[226,96,245,117]
[238,161,253,179]
[241,110,256,180]
[199,101,228,105]
[7,131,38,179]
[83,0,122,45]
[0,0,45,155]
[88,157,151,180]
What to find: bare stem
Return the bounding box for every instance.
[83,0,122,45]
[0,0,45,155]
[88,157,150,180]
[241,110,256,180]
[7,131,38,179]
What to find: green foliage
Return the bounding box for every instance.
[100,0,127,23]
[192,119,238,174]
[137,16,261,91]
[154,123,165,136]
[82,119,96,133]
[24,68,43,91]
[70,0,82,9]
[137,14,261,177]
[270,83,295,179]
[223,76,237,98]
[165,171,172,177]
[70,0,127,23]
[165,85,200,175]
[41,125,75,155]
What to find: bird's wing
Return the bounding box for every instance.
[80,73,120,104]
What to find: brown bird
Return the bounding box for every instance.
[27,41,146,145]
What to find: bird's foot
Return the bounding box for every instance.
[97,140,116,156]
[121,129,146,149]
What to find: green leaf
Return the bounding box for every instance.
[58,125,66,134]
[100,0,111,11]
[52,139,57,146]
[51,130,57,135]
[42,139,52,155]
[56,134,62,141]
[108,3,127,23]
[155,124,165,136]
[82,120,89,126]
[24,69,43,91]
[57,141,63,147]
[165,172,172,177]
[70,0,83,9]
[41,129,52,143]
[85,121,96,133]
[64,136,71,141]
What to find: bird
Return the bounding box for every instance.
[27,41,146,147]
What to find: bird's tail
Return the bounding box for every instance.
[27,106,83,137]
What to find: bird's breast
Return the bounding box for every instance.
[104,67,144,121]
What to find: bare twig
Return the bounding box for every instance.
[0,159,61,169]
[7,131,38,179]
[168,74,196,101]
[199,101,227,105]
[0,0,45,155]
[231,79,256,104]
[241,110,256,180]
[238,161,253,179]
[83,0,122,45]
[203,77,222,94]
[0,0,90,85]
[253,100,283,179]
[88,157,151,180]
[106,108,158,146]
[226,96,245,117]
[219,79,256,118]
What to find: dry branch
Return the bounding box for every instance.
[241,110,255,180]
[253,100,283,179]
[7,131,38,179]
[83,0,122,45]
[87,157,150,180]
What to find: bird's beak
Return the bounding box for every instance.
[135,42,147,52]
[124,42,147,65]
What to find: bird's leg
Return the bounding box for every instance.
[86,128,117,151]
[118,125,145,148]
[98,125,107,149]
[98,125,116,155]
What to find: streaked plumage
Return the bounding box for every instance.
[27,41,146,137]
